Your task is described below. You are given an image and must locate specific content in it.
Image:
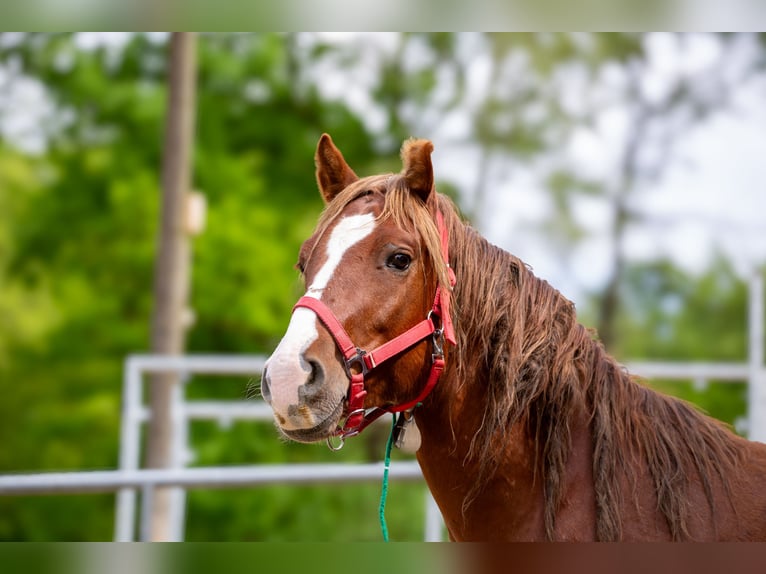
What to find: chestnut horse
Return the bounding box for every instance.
[261,134,766,541]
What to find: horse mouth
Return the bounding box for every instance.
[278,399,345,443]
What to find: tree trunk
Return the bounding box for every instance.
[145,32,197,541]
[596,98,650,352]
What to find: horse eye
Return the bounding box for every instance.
[387,253,411,271]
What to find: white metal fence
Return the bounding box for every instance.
[0,353,445,542]
[0,270,763,542]
[112,354,445,542]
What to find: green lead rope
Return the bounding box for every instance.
[379,413,397,542]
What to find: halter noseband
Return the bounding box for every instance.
[292,210,456,450]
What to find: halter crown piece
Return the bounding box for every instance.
[292,210,457,450]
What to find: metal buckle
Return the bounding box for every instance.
[426,310,445,360]
[344,348,369,377]
[432,328,444,360]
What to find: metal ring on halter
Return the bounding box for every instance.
[325,408,366,451]
[326,434,345,451]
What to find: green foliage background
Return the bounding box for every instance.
[0,33,760,540]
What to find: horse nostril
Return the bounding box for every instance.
[260,366,272,403]
[307,360,324,387]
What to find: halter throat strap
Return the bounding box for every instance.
[291,209,456,445]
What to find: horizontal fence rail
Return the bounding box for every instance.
[0,462,424,496]
[136,401,274,423]
[125,354,268,374]
[627,362,751,381]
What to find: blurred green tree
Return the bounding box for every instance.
[600,256,751,430]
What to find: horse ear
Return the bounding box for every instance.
[401,138,434,203]
[315,133,359,204]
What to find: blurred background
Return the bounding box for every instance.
[0,32,765,541]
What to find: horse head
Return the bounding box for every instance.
[262,134,451,444]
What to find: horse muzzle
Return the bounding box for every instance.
[261,356,348,440]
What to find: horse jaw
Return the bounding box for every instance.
[262,213,377,440]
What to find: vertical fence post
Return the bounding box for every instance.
[167,374,189,541]
[748,268,765,443]
[424,491,444,542]
[114,357,143,541]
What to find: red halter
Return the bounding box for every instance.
[292,210,456,449]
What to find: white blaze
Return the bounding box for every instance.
[265,213,376,428]
[306,213,377,297]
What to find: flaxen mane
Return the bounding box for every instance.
[430,193,742,541]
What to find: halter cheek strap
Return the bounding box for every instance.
[291,209,456,447]
[435,210,457,347]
